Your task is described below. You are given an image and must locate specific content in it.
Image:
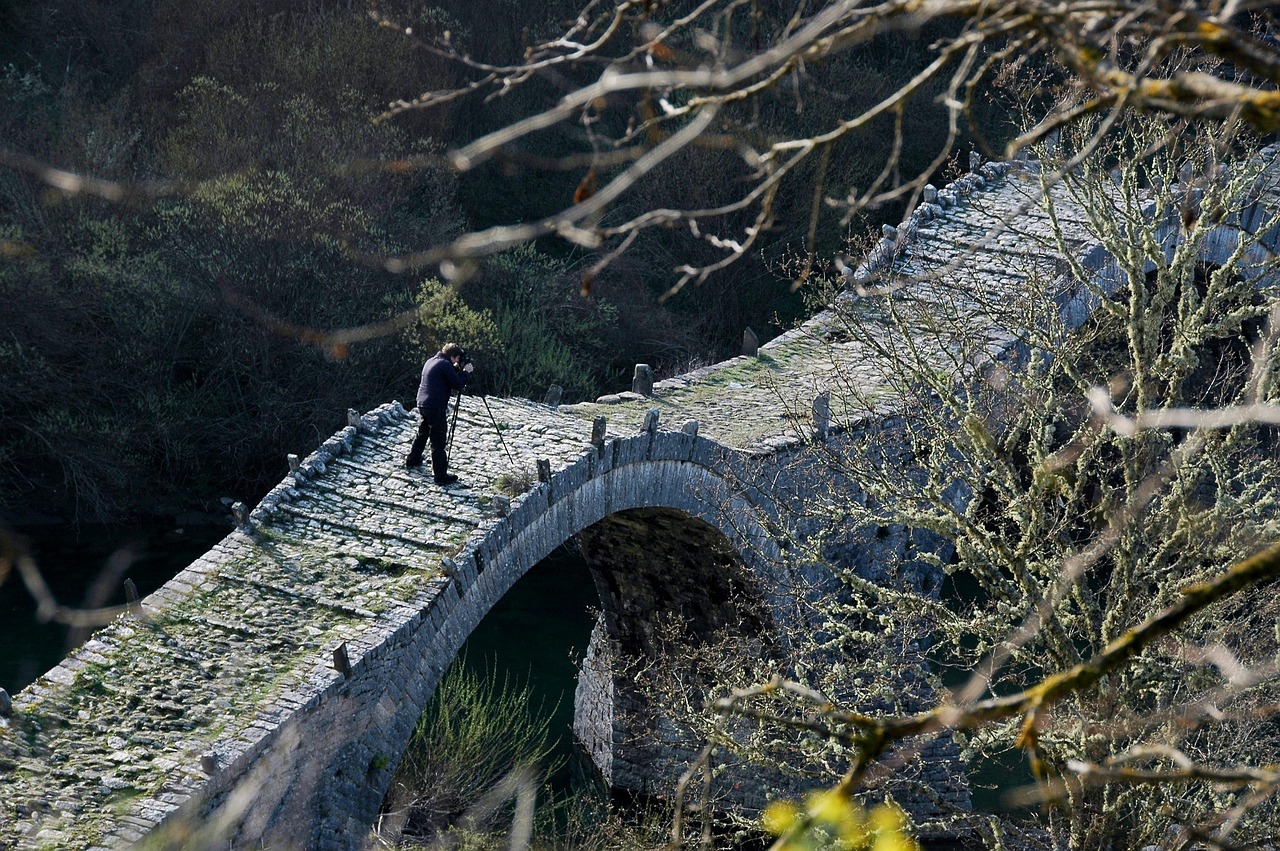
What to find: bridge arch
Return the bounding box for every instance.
[272,428,793,850]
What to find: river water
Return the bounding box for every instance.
[1,521,231,694]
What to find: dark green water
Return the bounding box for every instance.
[0,521,231,694]
[449,544,600,790]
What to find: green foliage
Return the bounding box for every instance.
[406,794,672,851]
[0,186,212,518]
[543,795,674,851]
[408,278,502,360]
[385,655,672,850]
[386,659,561,844]
[0,4,471,522]
[479,245,621,399]
[422,245,632,402]
[0,63,52,121]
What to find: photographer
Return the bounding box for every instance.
[405,342,474,485]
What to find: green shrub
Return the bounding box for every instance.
[458,245,628,402]
[405,278,502,362]
[385,660,561,844]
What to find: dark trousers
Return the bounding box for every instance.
[407,405,450,478]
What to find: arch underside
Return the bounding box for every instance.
[579,507,768,659]
[571,507,771,796]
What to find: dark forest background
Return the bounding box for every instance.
[0,0,1003,525]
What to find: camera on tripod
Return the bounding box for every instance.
[460,351,473,366]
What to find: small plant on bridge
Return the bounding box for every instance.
[494,468,534,497]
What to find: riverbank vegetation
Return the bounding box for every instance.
[379,660,562,846]
[376,659,672,850]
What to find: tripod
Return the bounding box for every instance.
[447,387,516,466]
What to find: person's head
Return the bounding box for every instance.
[441,342,464,364]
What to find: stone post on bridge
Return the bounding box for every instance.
[632,364,654,396]
[591,416,607,456]
[813,390,831,441]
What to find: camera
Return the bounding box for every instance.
[460,351,472,366]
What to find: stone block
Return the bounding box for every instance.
[632,364,654,396]
[616,435,650,467]
[646,430,682,462]
[556,454,590,497]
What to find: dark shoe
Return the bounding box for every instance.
[405,457,422,469]
[434,473,459,486]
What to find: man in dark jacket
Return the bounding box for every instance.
[406,342,474,485]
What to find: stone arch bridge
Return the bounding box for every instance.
[4,150,1279,850]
